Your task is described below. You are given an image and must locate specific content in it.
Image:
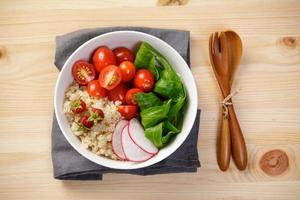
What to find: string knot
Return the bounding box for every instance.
[221,89,240,118]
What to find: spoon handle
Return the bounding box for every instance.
[217,116,231,171]
[228,105,248,170]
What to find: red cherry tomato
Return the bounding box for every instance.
[86,80,107,99]
[118,105,138,120]
[133,69,155,92]
[107,83,128,104]
[113,47,135,65]
[88,108,104,124]
[119,61,136,82]
[80,116,93,128]
[99,65,122,90]
[91,108,104,118]
[125,88,143,105]
[71,99,87,114]
[72,60,96,85]
[92,46,116,72]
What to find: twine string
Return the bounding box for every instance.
[221,89,240,118]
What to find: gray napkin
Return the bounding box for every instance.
[52,27,201,180]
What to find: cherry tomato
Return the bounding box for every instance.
[125,88,143,105]
[88,108,104,125]
[118,105,138,120]
[113,47,135,65]
[92,46,117,72]
[107,83,128,104]
[133,69,155,92]
[99,65,122,90]
[91,108,104,118]
[80,116,93,128]
[72,60,96,85]
[86,80,107,99]
[71,99,87,114]
[119,61,136,82]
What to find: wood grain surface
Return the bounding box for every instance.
[0,0,300,199]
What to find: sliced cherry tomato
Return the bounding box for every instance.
[113,47,135,65]
[80,116,93,128]
[99,65,122,90]
[118,105,138,120]
[125,88,143,105]
[88,108,104,125]
[91,108,104,118]
[86,80,107,99]
[92,46,117,72]
[71,99,87,114]
[107,83,128,104]
[72,60,96,85]
[133,69,155,92]
[119,61,136,82]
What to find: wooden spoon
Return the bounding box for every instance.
[209,31,247,170]
[225,30,243,86]
[224,30,247,170]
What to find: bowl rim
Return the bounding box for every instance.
[54,30,198,169]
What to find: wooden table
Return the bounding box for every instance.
[1,0,300,199]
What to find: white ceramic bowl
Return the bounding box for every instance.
[54,31,198,169]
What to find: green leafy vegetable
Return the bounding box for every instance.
[140,100,171,128]
[161,131,178,144]
[145,122,163,148]
[135,92,162,110]
[163,120,180,134]
[134,42,188,148]
[168,86,186,127]
[134,42,162,68]
[154,70,184,100]
[145,120,180,148]
[148,56,160,80]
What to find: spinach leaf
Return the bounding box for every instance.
[153,54,185,101]
[154,70,184,100]
[148,56,160,80]
[163,120,180,134]
[169,109,185,131]
[168,86,186,127]
[145,120,180,148]
[162,120,181,144]
[140,100,171,128]
[134,42,158,69]
[135,92,162,110]
[161,132,178,144]
[145,122,163,148]
[168,95,186,117]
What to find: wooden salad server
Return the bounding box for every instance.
[209,31,247,171]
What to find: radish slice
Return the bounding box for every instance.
[121,125,153,162]
[128,118,158,155]
[112,120,128,160]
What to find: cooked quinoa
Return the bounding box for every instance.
[63,83,122,160]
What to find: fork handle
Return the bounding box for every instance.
[217,116,231,171]
[228,105,248,170]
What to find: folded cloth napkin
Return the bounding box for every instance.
[52,27,201,180]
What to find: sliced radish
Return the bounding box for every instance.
[128,118,158,155]
[112,120,128,160]
[121,125,153,162]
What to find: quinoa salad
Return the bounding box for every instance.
[63,83,122,160]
